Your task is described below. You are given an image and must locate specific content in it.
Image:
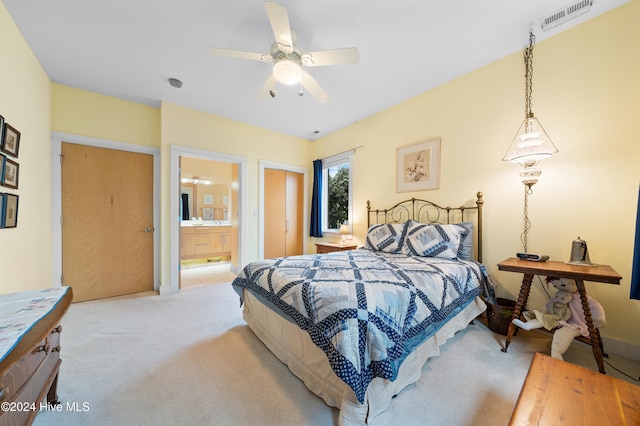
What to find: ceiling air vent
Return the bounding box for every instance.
[540,0,593,31]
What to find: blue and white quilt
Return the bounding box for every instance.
[232,248,484,404]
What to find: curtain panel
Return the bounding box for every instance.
[631,184,640,300]
[310,159,323,237]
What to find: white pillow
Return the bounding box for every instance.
[365,223,407,253]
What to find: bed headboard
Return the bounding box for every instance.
[366,191,484,262]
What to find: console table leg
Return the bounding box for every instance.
[502,273,533,353]
[575,278,606,374]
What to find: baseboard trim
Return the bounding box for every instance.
[603,336,640,362]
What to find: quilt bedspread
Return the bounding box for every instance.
[232,248,484,404]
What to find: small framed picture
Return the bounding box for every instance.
[397,137,441,192]
[204,194,213,205]
[202,207,214,220]
[1,193,18,228]
[0,116,5,149]
[1,123,20,158]
[1,157,18,189]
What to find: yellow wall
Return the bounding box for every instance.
[52,84,160,147]
[0,2,52,293]
[313,1,640,348]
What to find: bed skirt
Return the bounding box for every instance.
[243,290,486,425]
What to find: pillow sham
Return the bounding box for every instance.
[402,220,467,259]
[365,223,407,253]
[456,221,474,260]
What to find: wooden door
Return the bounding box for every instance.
[285,171,303,256]
[264,169,303,259]
[61,143,154,302]
[264,169,286,258]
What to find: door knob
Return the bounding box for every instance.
[141,227,155,233]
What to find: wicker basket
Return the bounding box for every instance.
[486,298,517,336]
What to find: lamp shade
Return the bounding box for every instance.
[503,115,558,167]
[339,224,350,234]
[273,59,302,85]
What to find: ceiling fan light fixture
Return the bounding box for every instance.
[273,59,302,85]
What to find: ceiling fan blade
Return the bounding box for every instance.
[257,74,278,99]
[209,47,272,63]
[264,2,294,54]
[301,71,329,103]
[301,48,360,67]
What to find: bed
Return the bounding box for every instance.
[232,192,487,425]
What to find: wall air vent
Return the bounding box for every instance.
[540,0,593,31]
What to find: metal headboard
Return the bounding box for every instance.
[366,191,484,262]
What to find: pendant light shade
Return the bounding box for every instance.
[503,114,558,168]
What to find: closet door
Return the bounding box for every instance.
[264,169,303,259]
[264,169,287,259]
[285,171,303,256]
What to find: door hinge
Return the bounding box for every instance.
[60,275,64,285]
[60,216,63,225]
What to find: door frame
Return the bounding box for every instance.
[258,160,308,260]
[51,132,161,290]
[170,145,248,294]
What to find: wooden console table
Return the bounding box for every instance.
[497,257,622,373]
[510,353,640,425]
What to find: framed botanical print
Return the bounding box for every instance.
[396,137,441,192]
[1,193,18,228]
[1,157,18,189]
[1,123,20,158]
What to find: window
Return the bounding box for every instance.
[322,153,352,233]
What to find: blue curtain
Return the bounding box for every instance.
[310,159,323,237]
[631,184,640,299]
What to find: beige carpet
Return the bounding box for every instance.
[33,282,640,426]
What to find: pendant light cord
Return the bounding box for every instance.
[524,29,535,118]
[522,185,531,252]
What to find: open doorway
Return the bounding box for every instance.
[169,145,247,294]
[179,156,238,289]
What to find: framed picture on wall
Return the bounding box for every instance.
[396,137,441,192]
[1,193,18,228]
[202,207,214,220]
[1,123,20,158]
[0,115,5,150]
[203,194,213,205]
[1,157,18,189]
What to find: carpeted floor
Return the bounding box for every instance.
[33,282,640,426]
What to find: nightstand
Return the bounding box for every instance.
[315,242,357,254]
[497,257,621,373]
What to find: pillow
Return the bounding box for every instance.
[456,222,474,260]
[402,220,467,259]
[365,223,407,253]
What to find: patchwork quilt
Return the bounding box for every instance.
[232,248,484,404]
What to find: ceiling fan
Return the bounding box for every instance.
[209,1,359,103]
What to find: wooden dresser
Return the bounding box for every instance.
[0,287,73,426]
[510,352,640,425]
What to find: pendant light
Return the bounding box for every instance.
[503,29,558,190]
[503,29,558,253]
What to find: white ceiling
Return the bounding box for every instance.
[3,0,629,141]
